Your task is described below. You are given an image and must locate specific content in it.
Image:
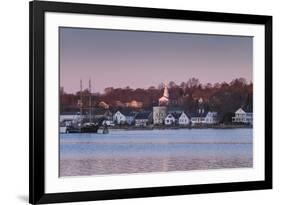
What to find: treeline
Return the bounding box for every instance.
[60,78,252,122]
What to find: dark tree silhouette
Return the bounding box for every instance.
[60,77,253,122]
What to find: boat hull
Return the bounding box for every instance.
[80,124,99,133]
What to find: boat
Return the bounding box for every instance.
[60,79,103,134]
[80,122,99,133]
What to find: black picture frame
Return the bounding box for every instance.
[29,0,272,204]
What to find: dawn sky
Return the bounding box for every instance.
[59,27,253,94]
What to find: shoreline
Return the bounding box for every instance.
[107,124,252,131]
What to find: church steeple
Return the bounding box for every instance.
[163,84,169,98]
[158,83,169,106]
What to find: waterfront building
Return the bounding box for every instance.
[232,108,253,124]
[135,111,152,127]
[165,113,181,125]
[113,111,127,124]
[190,98,217,125]
[153,106,167,125]
[190,112,207,124]
[190,111,218,125]
[204,111,218,124]
[125,112,137,125]
[113,110,136,125]
[178,112,190,125]
[165,113,176,125]
[153,83,169,125]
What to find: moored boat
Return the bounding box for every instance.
[80,123,99,133]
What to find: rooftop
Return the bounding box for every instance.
[135,111,151,119]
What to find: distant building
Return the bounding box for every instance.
[232,108,253,124]
[190,111,217,125]
[178,112,190,126]
[98,101,109,109]
[113,111,126,125]
[190,112,207,124]
[125,100,143,108]
[113,110,136,125]
[190,98,217,125]
[153,106,167,125]
[125,112,137,125]
[158,84,169,106]
[165,113,176,125]
[164,113,181,125]
[165,112,190,126]
[153,84,169,125]
[135,111,152,127]
[204,112,218,124]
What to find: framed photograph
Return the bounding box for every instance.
[29,0,272,204]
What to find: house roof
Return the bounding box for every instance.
[235,108,245,114]
[242,105,253,113]
[117,109,137,117]
[190,111,208,118]
[135,111,151,119]
[179,112,190,119]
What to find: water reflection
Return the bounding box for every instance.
[60,129,253,176]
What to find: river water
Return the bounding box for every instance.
[60,128,253,176]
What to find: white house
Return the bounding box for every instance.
[164,113,183,125]
[190,111,217,125]
[204,112,218,124]
[113,110,136,125]
[178,112,190,126]
[153,106,167,125]
[165,113,176,125]
[232,108,253,124]
[190,112,207,125]
[113,111,126,125]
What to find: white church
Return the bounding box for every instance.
[153,84,169,125]
[153,84,190,126]
[158,84,169,106]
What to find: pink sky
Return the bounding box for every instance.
[60,27,253,94]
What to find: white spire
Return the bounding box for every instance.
[158,83,169,106]
[163,84,169,98]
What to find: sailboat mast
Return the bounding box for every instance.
[80,79,83,122]
[89,78,92,123]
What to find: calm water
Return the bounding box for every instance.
[60,128,253,176]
